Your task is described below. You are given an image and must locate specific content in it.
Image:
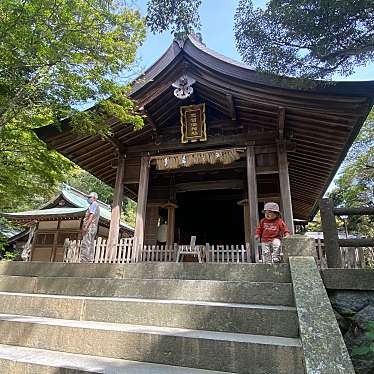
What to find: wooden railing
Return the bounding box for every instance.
[64,238,135,263]
[140,245,176,262]
[66,236,369,266]
[63,239,252,263]
[206,244,250,263]
[319,198,374,268]
[314,238,367,269]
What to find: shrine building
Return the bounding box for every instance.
[3,185,134,261]
[34,35,374,262]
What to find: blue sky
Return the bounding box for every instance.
[134,0,374,81]
[132,0,372,195]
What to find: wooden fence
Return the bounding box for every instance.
[64,239,251,264]
[64,236,369,267]
[206,244,250,263]
[314,238,368,269]
[64,238,135,263]
[139,245,176,262]
[319,198,374,268]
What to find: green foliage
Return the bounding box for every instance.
[0,216,22,259]
[0,124,72,211]
[352,321,374,356]
[305,211,322,232]
[329,111,374,237]
[65,168,136,227]
[0,0,146,211]
[0,248,21,261]
[234,0,374,79]
[65,168,114,205]
[122,198,136,227]
[146,0,201,35]
[0,0,146,132]
[0,235,7,255]
[328,109,374,266]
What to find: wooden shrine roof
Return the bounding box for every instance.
[35,35,374,220]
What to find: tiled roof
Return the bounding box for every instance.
[2,185,134,232]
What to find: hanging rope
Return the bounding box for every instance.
[152,148,245,171]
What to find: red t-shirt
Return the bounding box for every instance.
[256,217,289,243]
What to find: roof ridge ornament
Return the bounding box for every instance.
[192,32,204,45]
[174,32,188,48]
[172,74,196,99]
[174,32,204,48]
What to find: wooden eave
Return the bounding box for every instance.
[34,35,374,221]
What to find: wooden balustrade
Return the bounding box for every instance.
[63,239,252,264]
[63,236,368,267]
[314,237,368,269]
[319,198,374,268]
[63,237,135,264]
[206,244,250,263]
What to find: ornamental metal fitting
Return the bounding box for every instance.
[172,74,196,99]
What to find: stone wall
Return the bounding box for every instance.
[323,270,374,374]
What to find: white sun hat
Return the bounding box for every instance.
[262,202,280,213]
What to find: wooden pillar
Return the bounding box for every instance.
[107,154,125,258]
[319,198,342,268]
[246,146,258,262]
[277,143,295,234]
[144,204,159,245]
[134,155,150,260]
[238,199,250,245]
[166,203,177,247]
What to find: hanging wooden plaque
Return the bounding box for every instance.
[180,103,207,143]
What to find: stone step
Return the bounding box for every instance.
[0,344,233,374]
[0,292,299,337]
[0,314,304,374]
[0,275,294,306]
[0,262,291,282]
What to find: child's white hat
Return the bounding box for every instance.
[262,202,280,213]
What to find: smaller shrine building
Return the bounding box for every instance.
[3,185,134,261]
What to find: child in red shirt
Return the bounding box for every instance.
[255,202,290,264]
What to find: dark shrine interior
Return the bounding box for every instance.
[150,163,280,245]
[175,190,245,245]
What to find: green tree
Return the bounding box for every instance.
[65,168,114,205]
[123,198,136,227]
[234,0,374,79]
[145,1,374,79]
[0,0,145,132]
[329,110,373,237]
[0,125,72,211]
[0,0,145,211]
[146,0,201,35]
[65,168,137,227]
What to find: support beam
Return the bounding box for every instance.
[125,133,281,155]
[238,199,250,245]
[246,146,258,262]
[141,106,161,146]
[104,134,124,153]
[278,107,285,140]
[162,202,178,247]
[107,154,125,260]
[144,109,157,133]
[176,179,243,193]
[133,156,150,261]
[319,198,342,268]
[226,94,237,121]
[277,143,295,234]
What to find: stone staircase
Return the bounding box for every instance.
[0,262,305,373]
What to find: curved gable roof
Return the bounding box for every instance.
[34,36,374,220]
